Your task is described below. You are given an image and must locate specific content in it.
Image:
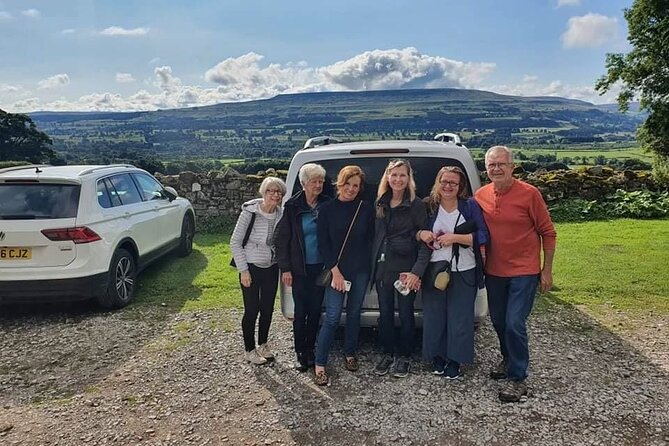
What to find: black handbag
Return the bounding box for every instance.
[427,260,452,291]
[230,212,256,268]
[315,201,363,288]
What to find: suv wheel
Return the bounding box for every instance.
[176,214,195,257]
[98,248,136,309]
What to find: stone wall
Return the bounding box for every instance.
[157,166,662,221]
[156,168,281,219]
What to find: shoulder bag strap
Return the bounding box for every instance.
[241,212,256,248]
[336,200,363,263]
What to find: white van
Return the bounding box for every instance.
[280,134,488,326]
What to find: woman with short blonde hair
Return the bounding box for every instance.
[230,176,286,365]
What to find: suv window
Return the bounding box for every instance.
[291,157,471,202]
[0,183,80,219]
[132,173,166,201]
[107,174,143,205]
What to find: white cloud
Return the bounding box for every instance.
[115,73,135,83]
[3,48,622,112]
[204,47,496,100]
[37,74,70,90]
[486,75,621,104]
[21,9,40,18]
[562,13,619,48]
[0,83,20,93]
[100,26,149,37]
[0,11,12,20]
[557,0,581,7]
[61,28,75,35]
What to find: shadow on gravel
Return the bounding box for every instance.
[254,294,669,445]
[0,249,208,407]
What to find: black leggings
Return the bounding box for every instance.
[241,264,279,352]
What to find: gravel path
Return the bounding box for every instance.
[0,302,667,446]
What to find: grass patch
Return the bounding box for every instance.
[131,220,667,317]
[548,219,669,313]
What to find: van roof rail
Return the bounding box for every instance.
[434,132,462,145]
[0,164,50,175]
[303,136,342,149]
[78,164,136,176]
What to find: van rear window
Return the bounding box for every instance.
[0,183,80,219]
[293,157,471,202]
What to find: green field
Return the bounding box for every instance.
[470,146,652,162]
[133,219,668,318]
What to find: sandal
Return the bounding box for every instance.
[314,369,329,386]
[345,356,359,372]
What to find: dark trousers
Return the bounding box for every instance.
[376,270,415,358]
[241,263,279,352]
[292,263,325,357]
[485,274,539,381]
[422,268,477,364]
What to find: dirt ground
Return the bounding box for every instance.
[0,302,667,446]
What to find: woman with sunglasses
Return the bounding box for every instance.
[274,163,330,371]
[416,166,488,379]
[230,176,286,365]
[370,159,428,378]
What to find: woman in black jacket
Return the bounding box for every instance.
[274,163,330,371]
[370,159,428,378]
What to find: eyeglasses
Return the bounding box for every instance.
[266,189,284,195]
[439,181,460,187]
[486,162,511,169]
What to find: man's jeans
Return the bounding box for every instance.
[314,271,369,367]
[485,274,539,381]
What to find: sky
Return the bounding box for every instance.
[0,0,633,113]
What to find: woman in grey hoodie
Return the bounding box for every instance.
[230,176,286,365]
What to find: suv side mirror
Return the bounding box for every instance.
[164,186,178,201]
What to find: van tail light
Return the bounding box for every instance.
[41,227,102,244]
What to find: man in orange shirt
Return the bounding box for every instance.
[475,145,557,403]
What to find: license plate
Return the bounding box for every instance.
[0,247,32,260]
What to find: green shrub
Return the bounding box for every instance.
[550,189,669,222]
[608,189,669,219]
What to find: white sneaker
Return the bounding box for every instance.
[245,349,267,365]
[257,343,275,360]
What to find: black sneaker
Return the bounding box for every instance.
[374,355,395,376]
[432,356,446,376]
[444,361,461,380]
[499,380,528,403]
[490,359,508,380]
[392,357,410,378]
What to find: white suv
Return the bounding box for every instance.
[280,133,488,326]
[0,164,195,309]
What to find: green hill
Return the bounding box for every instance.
[30,88,642,161]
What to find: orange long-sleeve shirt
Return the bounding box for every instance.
[475,179,556,277]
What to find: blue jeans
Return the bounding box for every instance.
[314,271,369,367]
[376,270,415,357]
[485,274,539,381]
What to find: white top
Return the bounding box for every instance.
[429,205,476,272]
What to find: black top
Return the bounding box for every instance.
[274,190,331,277]
[317,198,375,279]
[370,190,428,281]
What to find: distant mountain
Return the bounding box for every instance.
[30,88,642,160]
